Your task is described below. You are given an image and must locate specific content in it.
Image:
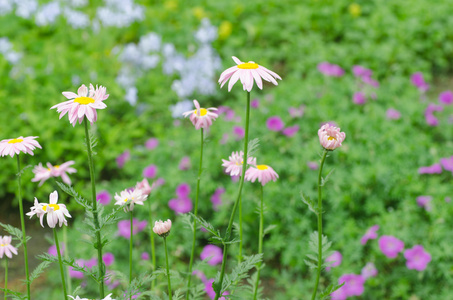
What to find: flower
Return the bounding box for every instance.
[211,187,225,211]
[0,236,18,259]
[143,164,157,178]
[352,65,372,78]
[218,56,282,92]
[69,259,85,279]
[307,161,318,170]
[282,125,299,137]
[116,150,130,168]
[266,116,285,131]
[325,251,342,271]
[245,164,279,186]
[117,219,147,239]
[103,252,115,266]
[418,163,442,175]
[51,84,108,126]
[153,219,172,237]
[352,92,366,105]
[222,151,256,177]
[97,190,111,205]
[411,72,429,92]
[378,235,404,258]
[361,262,378,280]
[251,98,259,108]
[26,191,71,228]
[114,188,148,212]
[200,244,223,266]
[0,136,42,157]
[141,252,150,260]
[30,163,52,186]
[168,197,193,214]
[232,126,245,140]
[440,156,453,172]
[439,91,453,105]
[337,274,365,297]
[176,183,190,198]
[135,178,155,196]
[48,243,64,257]
[32,161,77,186]
[145,137,159,150]
[360,225,379,245]
[404,245,431,271]
[318,124,346,150]
[416,195,432,211]
[182,100,218,130]
[288,105,305,118]
[179,156,191,170]
[386,108,401,120]
[317,62,345,77]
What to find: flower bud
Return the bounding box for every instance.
[153,219,172,237]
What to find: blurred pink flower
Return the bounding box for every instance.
[204,279,229,300]
[439,91,453,105]
[411,72,429,92]
[425,113,439,126]
[338,274,365,297]
[179,156,191,170]
[51,84,108,126]
[145,138,159,150]
[361,225,379,245]
[143,164,157,178]
[32,161,77,186]
[282,125,299,137]
[251,98,260,108]
[182,100,219,130]
[193,270,207,282]
[153,219,172,237]
[318,124,346,150]
[386,108,401,120]
[200,244,223,265]
[48,243,64,257]
[222,151,256,177]
[116,150,130,168]
[168,197,192,214]
[418,163,442,174]
[317,62,344,77]
[0,136,42,157]
[378,235,404,258]
[96,190,111,205]
[352,65,372,78]
[219,56,281,92]
[0,236,18,259]
[440,156,453,172]
[176,183,191,198]
[307,161,318,170]
[141,252,150,260]
[361,262,378,280]
[210,187,225,211]
[233,126,245,140]
[102,252,115,266]
[404,245,431,271]
[288,105,305,118]
[352,92,366,105]
[117,219,148,239]
[325,251,342,271]
[361,76,379,88]
[266,116,285,131]
[136,178,155,196]
[245,164,279,186]
[416,195,432,211]
[69,259,85,279]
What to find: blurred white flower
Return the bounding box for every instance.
[35,1,61,27]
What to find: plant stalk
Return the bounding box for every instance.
[164,237,173,300]
[53,228,68,300]
[148,200,156,290]
[4,258,8,300]
[253,185,265,300]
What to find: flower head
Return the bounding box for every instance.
[200,244,223,266]
[325,251,342,271]
[51,83,109,126]
[97,190,111,205]
[114,188,148,212]
[179,156,191,170]
[386,108,401,120]
[318,124,346,150]
[0,236,18,259]
[0,136,42,157]
[153,219,172,237]
[143,164,157,178]
[168,197,193,214]
[439,90,453,105]
[32,161,77,186]
[416,195,432,211]
[440,156,453,172]
[337,274,365,297]
[222,151,256,177]
[361,262,378,280]
[360,225,379,245]
[266,116,284,131]
[117,219,147,239]
[26,191,71,228]
[219,56,281,92]
[135,178,155,196]
[378,235,404,258]
[245,164,279,186]
[404,245,431,271]
[182,100,218,130]
[411,72,429,92]
[317,62,344,77]
[211,187,225,211]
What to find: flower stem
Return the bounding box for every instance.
[163,237,172,300]
[186,128,204,300]
[16,155,30,300]
[238,195,243,263]
[253,185,264,300]
[129,210,133,284]
[214,91,251,300]
[311,149,329,300]
[148,200,156,290]
[53,228,68,300]
[83,118,105,298]
[62,219,72,295]
[4,258,8,300]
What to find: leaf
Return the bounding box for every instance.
[188,213,222,239]
[28,261,52,284]
[263,224,277,236]
[321,168,335,187]
[300,192,318,215]
[319,282,345,299]
[305,231,333,271]
[56,182,92,210]
[0,222,30,247]
[0,288,26,299]
[247,138,260,158]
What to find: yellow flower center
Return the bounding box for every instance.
[0,244,5,247]
[43,204,60,211]
[124,198,128,202]
[237,62,259,69]
[195,108,208,116]
[74,97,95,105]
[327,136,336,141]
[54,165,60,169]
[257,165,269,170]
[8,138,23,144]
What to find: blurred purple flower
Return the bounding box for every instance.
[361,262,378,280]
[176,183,191,198]
[445,197,451,203]
[179,156,191,170]
[439,91,453,105]
[96,190,111,205]
[378,235,404,258]
[361,76,379,88]
[307,161,318,170]
[440,156,453,172]
[145,138,159,150]
[168,197,192,214]
[118,219,148,239]
[336,274,365,297]
[233,126,245,140]
[425,113,439,126]
[84,258,97,269]
[220,133,229,145]
[266,116,285,131]
[102,252,115,266]
[200,244,223,265]
[386,108,401,120]
[143,164,157,178]
[360,225,379,245]
[193,270,207,282]
[211,187,225,211]
[416,195,432,211]
[69,259,85,279]
[48,244,64,257]
[418,163,442,174]
[325,251,342,271]
[204,279,228,300]
[288,105,305,118]
[251,99,260,108]
[426,103,444,114]
[352,65,372,78]
[141,252,150,260]
[411,72,429,92]
[404,245,431,271]
[318,62,344,77]
[116,150,131,168]
[353,92,366,105]
[282,125,299,137]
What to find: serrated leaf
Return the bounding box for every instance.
[188,213,222,239]
[321,168,335,187]
[247,138,260,158]
[304,259,318,269]
[319,282,345,299]
[263,224,277,236]
[0,288,26,299]
[300,192,318,215]
[28,260,52,284]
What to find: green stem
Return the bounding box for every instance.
[253,186,265,300]
[16,155,30,300]
[83,118,105,298]
[129,211,133,285]
[163,237,172,300]
[4,259,7,300]
[214,91,251,300]
[311,149,329,300]
[53,228,68,300]
[186,128,204,300]
[238,195,243,263]
[148,200,156,290]
[62,222,72,295]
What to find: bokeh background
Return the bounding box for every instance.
[1,0,453,299]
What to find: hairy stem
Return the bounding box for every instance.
[129,210,133,284]
[54,228,68,300]
[4,259,8,300]
[253,185,265,300]
[164,237,173,300]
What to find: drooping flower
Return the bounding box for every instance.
[200,244,223,266]
[0,236,18,259]
[318,124,346,150]
[143,164,157,178]
[32,161,77,186]
[51,83,108,126]
[182,99,218,130]
[117,219,148,239]
[266,116,284,131]
[386,108,401,120]
[416,195,432,211]
[97,190,111,205]
[114,188,148,212]
[26,191,71,228]
[244,164,279,186]
[404,245,431,271]
[378,235,404,258]
[153,219,172,237]
[0,136,42,157]
[361,262,378,280]
[360,225,379,245]
[317,62,345,77]
[218,56,282,92]
[325,251,342,271]
[222,151,256,177]
[439,91,453,105]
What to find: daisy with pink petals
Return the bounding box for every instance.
[218,56,282,92]
[51,83,109,126]
[182,100,218,130]
[114,188,148,212]
[318,123,346,150]
[0,236,18,259]
[245,164,279,186]
[0,136,42,157]
[26,191,72,228]
[222,151,256,177]
[32,161,77,186]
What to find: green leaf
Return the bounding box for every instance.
[28,260,52,284]
[321,168,335,187]
[300,192,318,215]
[319,282,345,299]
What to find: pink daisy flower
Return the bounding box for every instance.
[0,136,42,157]
[245,164,279,186]
[0,236,18,259]
[32,161,77,186]
[51,83,108,126]
[218,56,282,92]
[318,123,346,150]
[31,163,52,186]
[222,151,256,177]
[404,245,431,271]
[182,100,218,130]
[114,188,148,212]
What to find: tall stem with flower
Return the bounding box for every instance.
[153,220,173,300]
